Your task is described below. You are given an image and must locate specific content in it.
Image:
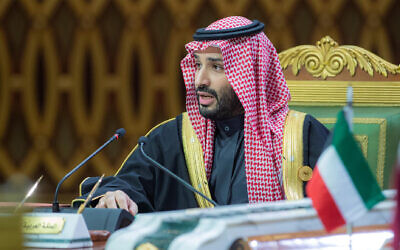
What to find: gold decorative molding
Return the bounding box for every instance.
[354,135,368,158]
[317,117,386,188]
[136,242,159,250]
[287,80,400,106]
[279,36,400,79]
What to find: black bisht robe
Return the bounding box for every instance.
[73,113,329,213]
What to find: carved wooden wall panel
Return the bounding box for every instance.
[0,0,399,201]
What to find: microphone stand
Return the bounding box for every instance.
[139,137,218,207]
[52,129,125,212]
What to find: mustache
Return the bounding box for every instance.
[195,86,218,98]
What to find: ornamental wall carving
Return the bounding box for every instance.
[0,0,399,201]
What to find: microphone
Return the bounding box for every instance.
[52,128,126,212]
[138,136,218,207]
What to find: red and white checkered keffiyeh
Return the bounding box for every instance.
[180,16,291,203]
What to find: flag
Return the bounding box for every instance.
[306,109,385,232]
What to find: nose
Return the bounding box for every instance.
[195,67,210,88]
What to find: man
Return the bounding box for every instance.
[73,16,329,215]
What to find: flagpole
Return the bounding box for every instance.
[344,85,353,132]
[345,85,354,249]
[393,142,400,250]
[346,223,353,250]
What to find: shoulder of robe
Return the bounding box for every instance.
[144,114,182,138]
[113,114,183,175]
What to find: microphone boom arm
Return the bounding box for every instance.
[52,128,126,212]
[139,140,218,207]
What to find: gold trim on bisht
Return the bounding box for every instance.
[181,112,214,208]
[282,110,308,200]
[279,36,400,79]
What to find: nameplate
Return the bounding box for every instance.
[22,216,65,234]
[23,213,92,248]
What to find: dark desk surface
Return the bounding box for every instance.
[0,202,70,208]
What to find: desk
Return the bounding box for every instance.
[25,240,106,250]
[106,196,394,250]
[244,224,392,249]
[0,202,67,207]
[1,200,395,249]
[24,241,106,250]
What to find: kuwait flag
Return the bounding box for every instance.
[306,109,385,232]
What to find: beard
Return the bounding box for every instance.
[196,85,244,121]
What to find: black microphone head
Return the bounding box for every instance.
[138,136,148,145]
[115,128,126,138]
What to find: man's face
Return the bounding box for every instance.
[194,47,244,120]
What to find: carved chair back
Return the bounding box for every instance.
[278,36,400,189]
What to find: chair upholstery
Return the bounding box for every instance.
[278,36,400,189]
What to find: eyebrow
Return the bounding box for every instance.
[207,57,223,62]
[193,53,223,62]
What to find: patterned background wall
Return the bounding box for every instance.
[0,0,400,203]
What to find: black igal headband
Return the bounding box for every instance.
[193,20,264,41]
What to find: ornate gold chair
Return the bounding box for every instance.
[278,36,400,192]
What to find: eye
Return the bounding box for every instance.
[213,64,224,71]
[195,62,201,70]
